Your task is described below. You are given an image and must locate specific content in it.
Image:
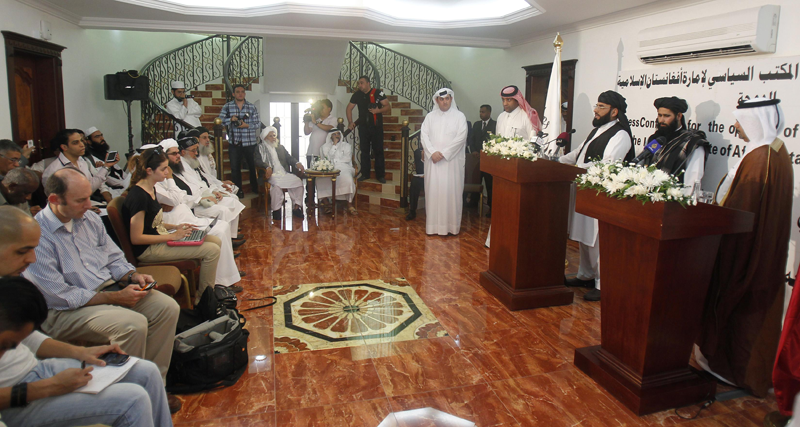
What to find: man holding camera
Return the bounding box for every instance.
[219,84,260,198]
[303,99,336,168]
[166,80,202,132]
[347,76,391,183]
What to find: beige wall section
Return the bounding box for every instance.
[383,0,800,141]
[0,0,206,153]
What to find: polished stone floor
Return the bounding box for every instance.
[172,205,779,427]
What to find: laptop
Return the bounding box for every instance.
[166,216,219,247]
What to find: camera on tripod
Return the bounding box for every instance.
[303,101,323,124]
[231,112,250,127]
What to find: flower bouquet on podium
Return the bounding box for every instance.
[310,157,335,172]
[576,160,695,206]
[482,133,540,162]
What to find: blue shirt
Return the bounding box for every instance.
[23,205,135,310]
[218,100,260,147]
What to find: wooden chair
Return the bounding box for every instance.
[464,152,484,217]
[107,196,200,306]
[257,167,289,223]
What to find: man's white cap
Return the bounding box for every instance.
[171,81,185,89]
[158,138,179,151]
[561,102,568,110]
[84,126,99,136]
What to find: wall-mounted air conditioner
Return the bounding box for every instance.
[637,5,780,64]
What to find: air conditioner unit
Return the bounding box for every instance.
[637,5,780,64]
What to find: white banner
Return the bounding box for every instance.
[617,56,800,278]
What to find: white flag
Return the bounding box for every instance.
[542,43,562,156]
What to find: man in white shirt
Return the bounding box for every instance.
[43,129,119,203]
[165,80,202,132]
[0,206,175,422]
[560,91,634,301]
[303,98,337,167]
[495,85,541,141]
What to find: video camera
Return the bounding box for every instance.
[231,112,250,127]
[303,101,323,124]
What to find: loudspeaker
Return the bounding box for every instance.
[104,71,149,101]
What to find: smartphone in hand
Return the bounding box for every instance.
[105,151,118,163]
[99,352,130,366]
[142,281,158,291]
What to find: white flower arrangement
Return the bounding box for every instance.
[482,133,540,162]
[310,157,335,172]
[576,160,695,206]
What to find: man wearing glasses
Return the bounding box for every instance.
[559,91,634,301]
[0,139,25,180]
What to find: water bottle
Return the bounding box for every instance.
[692,180,702,204]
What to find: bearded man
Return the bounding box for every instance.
[84,126,126,191]
[559,90,634,301]
[641,97,710,184]
[165,80,202,132]
[255,126,306,220]
[695,98,793,398]
[180,127,238,195]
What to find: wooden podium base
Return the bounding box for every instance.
[574,345,716,416]
[479,270,574,311]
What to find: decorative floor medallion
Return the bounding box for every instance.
[273,279,447,353]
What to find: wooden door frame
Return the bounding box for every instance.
[523,59,578,151]
[2,31,67,145]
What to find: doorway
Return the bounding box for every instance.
[523,59,578,152]
[3,31,67,164]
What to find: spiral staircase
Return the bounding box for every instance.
[140,37,449,209]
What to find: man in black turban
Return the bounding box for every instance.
[643,97,710,184]
[559,90,634,301]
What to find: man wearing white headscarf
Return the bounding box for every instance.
[421,88,468,236]
[165,80,202,132]
[695,98,793,398]
[255,126,306,220]
[316,129,357,214]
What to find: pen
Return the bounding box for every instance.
[81,361,86,369]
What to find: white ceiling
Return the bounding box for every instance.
[20,0,709,48]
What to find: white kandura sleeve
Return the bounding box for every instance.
[682,146,705,186]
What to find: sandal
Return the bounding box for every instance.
[347,206,358,215]
[324,206,333,215]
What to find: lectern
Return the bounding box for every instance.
[572,189,755,415]
[479,153,584,311]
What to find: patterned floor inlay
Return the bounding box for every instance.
[273,279,447,353]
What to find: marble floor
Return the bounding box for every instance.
[172,205,779,427]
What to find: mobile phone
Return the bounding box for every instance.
[27,140,34,149]
[99,352,130,366]
[105,151,118,163]
[142,281,157,291]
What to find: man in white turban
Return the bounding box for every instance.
[165,80,202,132]
[255,126,306,221]
[420,88,468,236]
[696,98,793,398]
[315,129,357,215]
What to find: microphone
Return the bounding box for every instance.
[632,137,665,165]
[555,129,576,147]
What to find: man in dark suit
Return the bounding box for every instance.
[469,105,496,216]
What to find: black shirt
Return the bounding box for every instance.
[122,185,164,258]
[349,88,387,128]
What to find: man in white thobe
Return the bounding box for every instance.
[559,90,634,301]
[180,127,239,196]
[165,80,202,132]
[486,85,542,247]
[172,137,245,237]
[155,139,243,290]
[421,88,468,236]
[255,126,306,221]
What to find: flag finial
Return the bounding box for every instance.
[553,33,564,50]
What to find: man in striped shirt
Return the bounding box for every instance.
[218,84,261,197]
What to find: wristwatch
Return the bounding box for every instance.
[315,118,322,124]
[127,271,136,284]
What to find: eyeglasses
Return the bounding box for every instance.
[0,153,21,164]
[593,104,612,110]
[185,147,199,154]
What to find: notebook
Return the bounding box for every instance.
[166,216,218,247]
[74,356,138,394]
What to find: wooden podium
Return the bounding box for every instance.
[479,153,583,311]
[572,189,755,415]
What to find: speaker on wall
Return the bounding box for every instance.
[104,71,149,101]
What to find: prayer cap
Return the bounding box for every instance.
[261,126,278,141]
[84,126,99,137]
[158,139,178,151]
[654,97,688,114]
[597,91,627,113]
[561,102,568,110]
[178,136,199,150]
[171,81,185,89]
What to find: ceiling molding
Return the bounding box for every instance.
[113,0,541,29]
[17,0,82,25]
[510,0,715,47]
[78,17,513,48]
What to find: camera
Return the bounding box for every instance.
[303,101,323,124]
[231,112,250,126]
[368,102,380,110]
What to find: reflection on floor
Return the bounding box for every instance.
[172,205,779,426]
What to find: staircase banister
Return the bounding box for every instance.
[223,36,263,97]
[141,34,222,77]
[364,42,450,88]
[348,41,381,89]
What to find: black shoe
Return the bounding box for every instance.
[236,190,245,199]
[358,175,369,182]
[583,289,601,301]
[565,277,595,288]
[234,252,241,259]
[235,233,244,240]
[272,210,281,220]
[292,207,304,218]
[406,211,416,221]
[238,271,247,277]
[232,239,247,250]
[167,393,182,414]
[229,285,243,293]
[378,177,386,184]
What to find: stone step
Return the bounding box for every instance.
[408,116,424,124]
[401,109,424,117]
[383,124,405,132]
[356,189,401,209]
[392,102,410,109]
[372,159,400,170]
[205,83,225,91]
[370,170,393,181]
[212,98,227,105]
[384,150,402,160]
[386,95,398,102]
[383,116,399,124]
[204,105,222,114]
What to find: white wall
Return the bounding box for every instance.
[0,0,206,153]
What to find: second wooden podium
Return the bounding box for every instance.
[572,189,755,415]
[479,153,583,311]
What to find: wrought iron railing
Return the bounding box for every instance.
[223,36,263,99]
[356,42,450,113]
[339,42,382,94]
